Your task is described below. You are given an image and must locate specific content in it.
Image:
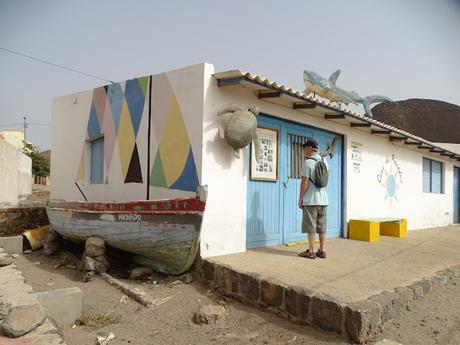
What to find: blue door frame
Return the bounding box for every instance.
[246,114,344,248]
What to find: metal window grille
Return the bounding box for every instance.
[288,134,311,179]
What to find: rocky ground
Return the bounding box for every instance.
[12,248,460,345]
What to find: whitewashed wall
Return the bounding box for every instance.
[51,64,204,202]
[200,64,456,257]
[17,152,32,201]
[436,143,460,155]
[345,132,453,230]
[201,64,249,257]
[0,139,32,207]
[148,64,204,200]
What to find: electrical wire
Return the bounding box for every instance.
[0,47,115,84]
[0,123,51,127]
[0,124,22,127]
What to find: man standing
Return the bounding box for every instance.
[298,139,328,259]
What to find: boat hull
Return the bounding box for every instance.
[46,198,205,275]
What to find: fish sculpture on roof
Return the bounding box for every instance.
[303,69,392,117]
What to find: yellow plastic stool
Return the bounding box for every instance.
[380,218,407,238]
[348,220,380,242]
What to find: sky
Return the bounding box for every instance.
[1,0,459,150]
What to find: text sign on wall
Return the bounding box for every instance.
[351,141,362,173]
[377,154,403,204]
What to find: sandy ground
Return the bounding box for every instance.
[381,279,460,345]
[13,249,460,345]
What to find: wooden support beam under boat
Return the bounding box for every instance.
[404,141,421,145]
[418,145,431,150]
[293,102,316,109]
[324,113,346,119]
[216,77,243,87]
[430,148,442,153]
[258,90,281,99]
[350,123,371,127]
[371,130,391,135]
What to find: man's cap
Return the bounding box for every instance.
[302,138,318,149]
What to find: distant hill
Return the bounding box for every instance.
[371,99,460,144]
[39,149,51,162]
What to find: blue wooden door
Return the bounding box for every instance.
[454,167,460,223]
[246,116,283,248]
[282,124,314,243]
[247,115,343,248]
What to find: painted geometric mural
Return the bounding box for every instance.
[150,75,199,192]
[76,76,148,183]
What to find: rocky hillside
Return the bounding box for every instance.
[372,99,460,143]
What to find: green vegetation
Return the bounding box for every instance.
[75,313,121,328]
[22,143,50,177]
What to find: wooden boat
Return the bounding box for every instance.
[46,187,207,275]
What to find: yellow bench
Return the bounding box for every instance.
[349,218,407,242]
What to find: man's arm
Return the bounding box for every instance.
[298,176,309,209]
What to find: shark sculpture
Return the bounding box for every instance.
[303,69,392,117]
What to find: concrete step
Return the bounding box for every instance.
[37,287,82,327]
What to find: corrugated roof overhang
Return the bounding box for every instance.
[214,70,460,162]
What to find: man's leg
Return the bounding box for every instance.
[319,232,326,252]
[308,233,315,253]
[301,206,317,258]
[316,206,328,258]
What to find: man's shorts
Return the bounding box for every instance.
[301,205,328,234]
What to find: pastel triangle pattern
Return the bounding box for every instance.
[169,148,199,192]
[76,149,84,181]
[124,78,145,138]
[149,92,199,192]
[76,76,148,183]
[125,142,143,183]
[150,152,168,188]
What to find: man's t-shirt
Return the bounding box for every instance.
[300,153,329,206]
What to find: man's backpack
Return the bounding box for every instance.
[307,157,329,188]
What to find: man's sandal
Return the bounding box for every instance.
[315,249,327,259]
[298,250,316,259]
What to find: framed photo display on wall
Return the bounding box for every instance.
[250,126,278,181]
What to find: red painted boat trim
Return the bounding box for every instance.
[48,198,206,213]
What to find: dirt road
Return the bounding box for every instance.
[13,250,460,345]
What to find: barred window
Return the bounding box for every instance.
[288,134,311,179]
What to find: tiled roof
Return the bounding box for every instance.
[214,70,460,161]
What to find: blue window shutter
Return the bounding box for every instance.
[423,158,431,193]
[431,160,442,193]
[90,138,104,184]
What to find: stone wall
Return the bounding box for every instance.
[197,259,460,343]
[0,207,49,237]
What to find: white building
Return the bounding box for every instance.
[50,63,459,258]
[0,138,32,207]
[0,130,30,150]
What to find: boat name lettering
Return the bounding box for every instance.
[118,213,142,222]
